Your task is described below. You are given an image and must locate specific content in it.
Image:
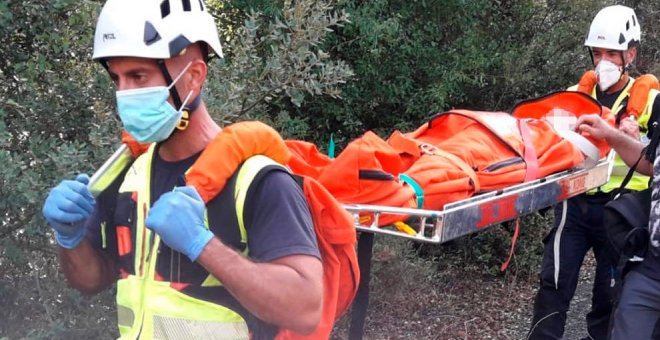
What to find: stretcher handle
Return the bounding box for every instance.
[88,144,133,197]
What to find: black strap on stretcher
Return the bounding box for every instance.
[348,232,375,340]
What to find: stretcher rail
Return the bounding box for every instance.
[343,158,612,244]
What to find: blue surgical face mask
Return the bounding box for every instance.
[116,62,193,143]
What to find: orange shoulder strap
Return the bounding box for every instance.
[627,74,660,118]
[186,121,291,203]
[577,70,597,95]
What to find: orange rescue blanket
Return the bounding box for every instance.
[286,91,614,225]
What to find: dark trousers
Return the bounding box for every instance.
[527,194,617,340]
[610,270,660,339]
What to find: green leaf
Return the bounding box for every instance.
[288,88,305,107]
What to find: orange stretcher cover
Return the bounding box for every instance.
[286,91,614,225]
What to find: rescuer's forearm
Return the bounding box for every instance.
[606,128,653,176]
[59,238,116,294]
[197,237,323,334]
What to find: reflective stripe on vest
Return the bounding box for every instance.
[569,80,653,193]
[234,155,289,233]
[115,144,249,340]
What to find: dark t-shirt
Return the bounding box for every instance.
[87,147,319,261]
[595,82,629,117]
[84,145,319,338]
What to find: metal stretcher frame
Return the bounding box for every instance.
[89,146,612,245]
[342,158,612,244]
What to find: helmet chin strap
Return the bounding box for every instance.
[156,58,202,132]
[157,59,183,109]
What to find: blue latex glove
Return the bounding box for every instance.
[42,174,95,249]
[145,186,214,261]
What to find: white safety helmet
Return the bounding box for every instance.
[92,0,223,61]
[584,5,640,51]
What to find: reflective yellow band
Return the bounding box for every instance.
[118,276,248,339]
[610,80,634,117]
[101,221,107,249]
[117,304,135,328]
[153,315,249,340]
[611,165,643,177]
[234,155,288,247]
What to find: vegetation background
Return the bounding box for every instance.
[2,0,660,338]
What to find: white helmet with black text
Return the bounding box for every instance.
[585,5,640,51]
[92,0,223,62]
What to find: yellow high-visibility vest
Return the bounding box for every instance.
[567,81,656,193]
[115,144,250,340]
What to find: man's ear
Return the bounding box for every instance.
[188,59,208,92]
[626,47,637,66]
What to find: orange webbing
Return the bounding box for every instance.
[500,218,521,272]
[518,120,540,182]
[186,121,291,203]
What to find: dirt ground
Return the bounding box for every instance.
[332,240,597,340]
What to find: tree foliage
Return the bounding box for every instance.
[0,0,119,337]
[294,0,603,144]
[206,0,353,138]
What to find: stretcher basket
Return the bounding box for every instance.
[343,158,612,243]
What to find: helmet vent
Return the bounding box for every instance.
[619,33,626,45]
[160,0,171,18]
[182,0,191,11]
[144,21,162,46]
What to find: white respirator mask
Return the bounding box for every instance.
[594,60,623,92]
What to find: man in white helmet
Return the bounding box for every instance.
[528,5,660,340]
[41,0,323,338]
